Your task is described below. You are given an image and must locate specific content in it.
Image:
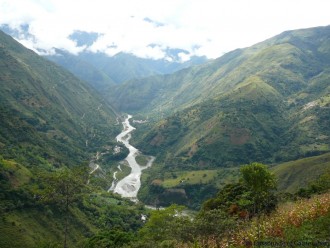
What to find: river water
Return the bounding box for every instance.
[111,115,154,201]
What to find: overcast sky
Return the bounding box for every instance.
[0,0,329,60]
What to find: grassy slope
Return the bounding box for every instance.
[0,208,96,248]
[222,191,330,246]
[272,152,330,192]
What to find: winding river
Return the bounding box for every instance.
[111,115,154,201]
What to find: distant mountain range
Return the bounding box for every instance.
[0,26,208,90]
[46,50,207,89]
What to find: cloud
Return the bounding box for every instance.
[0,0,329,59]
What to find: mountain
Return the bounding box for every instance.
[108,26,330,115]
[0,30,147,247]
[66,30,208,84]
[0,26,208,90]
[45,48,116,91]
[107,26,330,206]
[47,50,208,86]
[110,26,330,166]
[1,23,329,247]
[0,30,119,168]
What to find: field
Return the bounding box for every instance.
[161,168,239,188]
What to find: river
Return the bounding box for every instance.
[111,115,155,201]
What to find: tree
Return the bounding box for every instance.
[38,166,90,248]
[194,208,236,241]
[240,162,277,240]
[138,205,193,245]
[201,182,254,217]
[240,162,277,215]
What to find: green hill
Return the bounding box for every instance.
[0,30,120,168]
[272,152,330,193]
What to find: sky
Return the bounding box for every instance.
[0,0,329,60]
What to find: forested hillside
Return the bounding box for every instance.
[0,30,120,167]
[113,26,330,207]
[108,26,330,115]
[0,31,144,247]
[127,26,330,167]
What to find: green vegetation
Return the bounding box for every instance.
[115,26,330,171]
[0,30,141,247]
[135,154,149,166]
[162,170,219,188]
[138,164,239,209]
[0,30,120,169]
[1,25,330,248]
[0,157,149,248]
[134,164,330,248]
[272,152,330,192]
[115,162,132,181]
[37,167,91,248]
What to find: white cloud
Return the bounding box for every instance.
[0,0,329,59]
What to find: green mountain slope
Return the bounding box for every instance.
[108,26,330,115]
[0,31,150,247]
[135,75,287,166]
[272,152,330,193]
[126,26,330,168]
[0,30,119,167]
[45,48,116,91]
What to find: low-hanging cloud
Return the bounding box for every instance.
[0,0,329,59]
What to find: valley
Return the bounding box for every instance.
[0,24,329,247]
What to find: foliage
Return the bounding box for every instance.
[202,163,277,218]
[138,205,193,244]
[296,170,330,198]
[38,166,90,209]
[193,209,236,239]
[175,191,330,248]
[228,192,330,246]
[37,166,91,248]
[240,162,277,215]
[0,30,119,169]
[82,230,137,248]
[202,182,253,214]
